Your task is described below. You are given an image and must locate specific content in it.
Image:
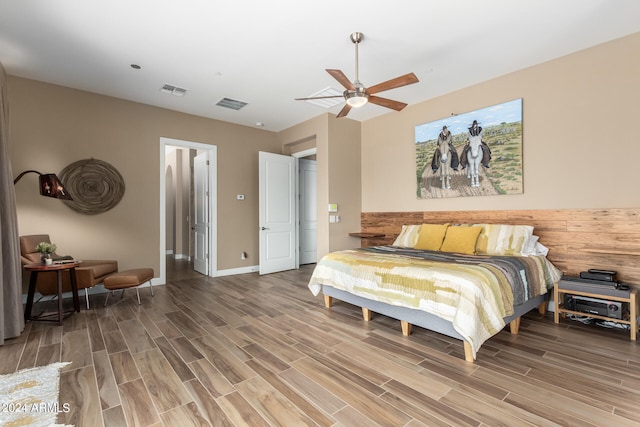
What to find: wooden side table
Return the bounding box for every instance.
[349,232,386,238]
[554,278,638,340]
[23,261,81,325]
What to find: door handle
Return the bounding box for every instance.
[261,227,269,230]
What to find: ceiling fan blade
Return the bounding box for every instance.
[368,95,408,111]
[336,103,352,118]
[326,69,355,91]
[294,95,344,101]
[367,72,419,95]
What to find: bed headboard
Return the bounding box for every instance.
[359,208,640,287]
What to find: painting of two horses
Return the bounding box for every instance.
[415,98,523,199]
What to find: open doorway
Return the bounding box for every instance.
[293,148,317,265]
[258,147,318,274]
[160,137,217,284]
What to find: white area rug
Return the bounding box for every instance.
[0,362,72,427]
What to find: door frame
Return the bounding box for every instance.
[159,137,218,284]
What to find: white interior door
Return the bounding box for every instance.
[259,151,296,275]
[298,158,317,264]
[193,152,209,275]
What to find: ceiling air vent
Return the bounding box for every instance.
[303,87,343,108]
[160,83,188,96]
[216,97,248,111]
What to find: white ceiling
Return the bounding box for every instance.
[1,0,639,132]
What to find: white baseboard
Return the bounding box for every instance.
[214,265,259,277]
[165,250,174,255]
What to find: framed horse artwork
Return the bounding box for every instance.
[415,98,523,199]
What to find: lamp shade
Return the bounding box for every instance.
[39,173,73,200]
[13,169,73,200]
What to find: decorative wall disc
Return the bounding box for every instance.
[59,158,125,215]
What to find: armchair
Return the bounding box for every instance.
[20,234,118,309]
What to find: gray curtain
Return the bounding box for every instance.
[0,62,24,344]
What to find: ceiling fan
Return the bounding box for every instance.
[295,32,419,118]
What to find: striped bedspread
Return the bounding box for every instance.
[308,246,562,357]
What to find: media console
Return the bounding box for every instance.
[554,277,638,340]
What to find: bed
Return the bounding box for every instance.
[308,223,562,362]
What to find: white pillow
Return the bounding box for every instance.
[521,235,539,256]
[392,225,421,248]
[535,241,549,256]
[474,224,534,256]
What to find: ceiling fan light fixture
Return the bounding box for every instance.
[345,93,368,108]
[344,84,369,108]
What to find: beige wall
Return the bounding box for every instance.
[277,113,362,258]
[361,32,640,212]
[277,114,330,257]
[9,77,280,275]
[327,115,361,253]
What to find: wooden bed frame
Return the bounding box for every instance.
[322,285,547,362]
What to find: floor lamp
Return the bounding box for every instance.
[13,170,73,200]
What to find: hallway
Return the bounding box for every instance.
[166,255,203,283]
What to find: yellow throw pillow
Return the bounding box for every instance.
[440,225,483,255]
[414,223,449,251]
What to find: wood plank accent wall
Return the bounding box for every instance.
[360,208,640,286]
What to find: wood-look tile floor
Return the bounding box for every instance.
[2,258,640,426]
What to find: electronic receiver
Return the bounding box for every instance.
[563,294,627,320]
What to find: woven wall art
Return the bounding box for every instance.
[59,158,125,215]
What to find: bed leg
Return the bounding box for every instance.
[361,307,372,321]
[538,300,547,316]
[323,295,332,308]
[401,320,412,336]
[463,341,475,362]
[553,281,560,324]
[509,316,521,334]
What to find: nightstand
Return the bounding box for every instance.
[554,277,637,340]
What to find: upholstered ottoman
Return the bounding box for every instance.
[103,268,154,306]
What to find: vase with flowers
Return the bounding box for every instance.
[35,242,57,265]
